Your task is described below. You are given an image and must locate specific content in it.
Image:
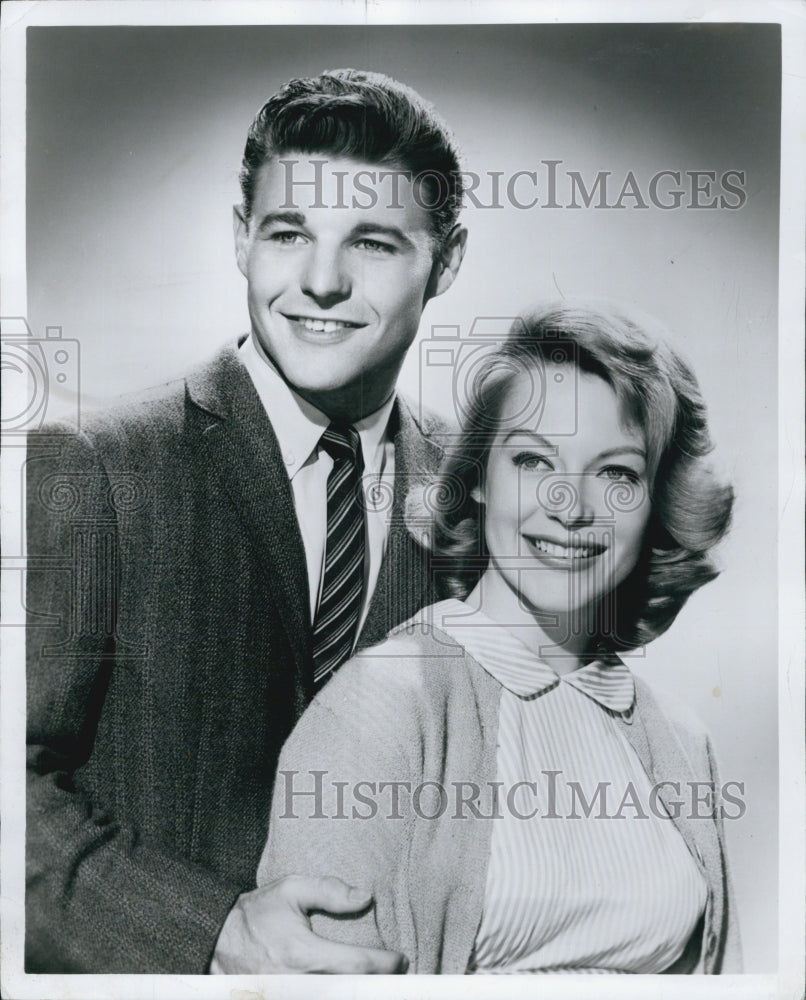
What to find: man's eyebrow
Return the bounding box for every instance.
[255,210,307,235]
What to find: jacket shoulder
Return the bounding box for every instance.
[324,628,460,704]
[91,377,188,435]
[28,376,186,451]
[324,621,496,720]
[633,676,712,765]
[635,676,709,735]
[396,394,456,447]
[31,343,241,454]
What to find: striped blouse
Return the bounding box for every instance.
[433,599,707,975]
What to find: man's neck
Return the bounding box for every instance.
[292,383,395,425]
[250,335,397,424]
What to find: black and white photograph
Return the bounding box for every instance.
[1,2,803,998]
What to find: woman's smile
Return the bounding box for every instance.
[477,364,651,623]
[522,533,608,566]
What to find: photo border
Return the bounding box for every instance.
[2,2,803,998]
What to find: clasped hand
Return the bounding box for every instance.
[210,875,409,974]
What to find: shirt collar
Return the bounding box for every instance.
[423,599,635,715]
[239,334,395,479]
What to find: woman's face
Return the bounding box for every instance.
[476,362,652,625]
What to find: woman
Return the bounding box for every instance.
[258,302,741,974]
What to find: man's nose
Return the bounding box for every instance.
[300,245,351,308]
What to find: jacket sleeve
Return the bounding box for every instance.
[25,428,240,973]
[257,652,423,955]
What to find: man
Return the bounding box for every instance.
[25,69,467,974]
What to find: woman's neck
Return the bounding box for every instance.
[464,574,598,675]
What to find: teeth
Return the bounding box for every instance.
[531,538,596,559]
[295,317,354,334]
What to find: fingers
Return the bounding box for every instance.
[211,877,409,974]
[299,936,409,975]
[278,874,372,915]
[274,877,408,973]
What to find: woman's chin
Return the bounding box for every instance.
[517,590,601,621]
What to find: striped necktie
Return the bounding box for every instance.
[312,423,366,686]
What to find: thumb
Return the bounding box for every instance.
[285,875,373,916]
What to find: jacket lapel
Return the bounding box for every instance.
[358,397,443,650]
[185,343,312,712]
[186,351,443,688]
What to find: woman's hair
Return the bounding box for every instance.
[431,301,735,652]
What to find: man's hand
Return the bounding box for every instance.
[209,875,409,974]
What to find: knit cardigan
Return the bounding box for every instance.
[257,619,742,974]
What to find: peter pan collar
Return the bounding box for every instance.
[421,599,635,715]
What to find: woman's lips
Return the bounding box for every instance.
[523,534,607,566]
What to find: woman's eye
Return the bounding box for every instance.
[600,465,640,483]
[513,452,551,472]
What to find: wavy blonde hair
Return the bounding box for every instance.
[431,301,734,652]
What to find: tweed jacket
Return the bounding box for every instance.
[258,619,742,974]
[25,341,447,974]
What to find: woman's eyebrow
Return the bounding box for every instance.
[596,446,647,461]
[501,430,557,452]
[500,431,646,462]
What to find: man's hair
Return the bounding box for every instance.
[240,68,463,247]
[432,301,735,652]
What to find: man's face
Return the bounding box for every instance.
[234,154,465,419]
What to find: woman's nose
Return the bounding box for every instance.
[300,245,351,307]
[546,474,596,528]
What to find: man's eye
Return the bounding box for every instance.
[269,231,307,245]
[512,452,551,472]
[600,465,640,483]
[355,238,395,254]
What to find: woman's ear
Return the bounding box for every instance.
[471,484,484,505]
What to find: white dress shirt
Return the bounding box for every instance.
[430,599,707,974]
[239,334,395,637]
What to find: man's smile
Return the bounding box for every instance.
[283,314,365,334]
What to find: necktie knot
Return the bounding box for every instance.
[320,423,361,465]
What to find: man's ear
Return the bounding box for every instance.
[233,205,250,277]
[426,224,468,301]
